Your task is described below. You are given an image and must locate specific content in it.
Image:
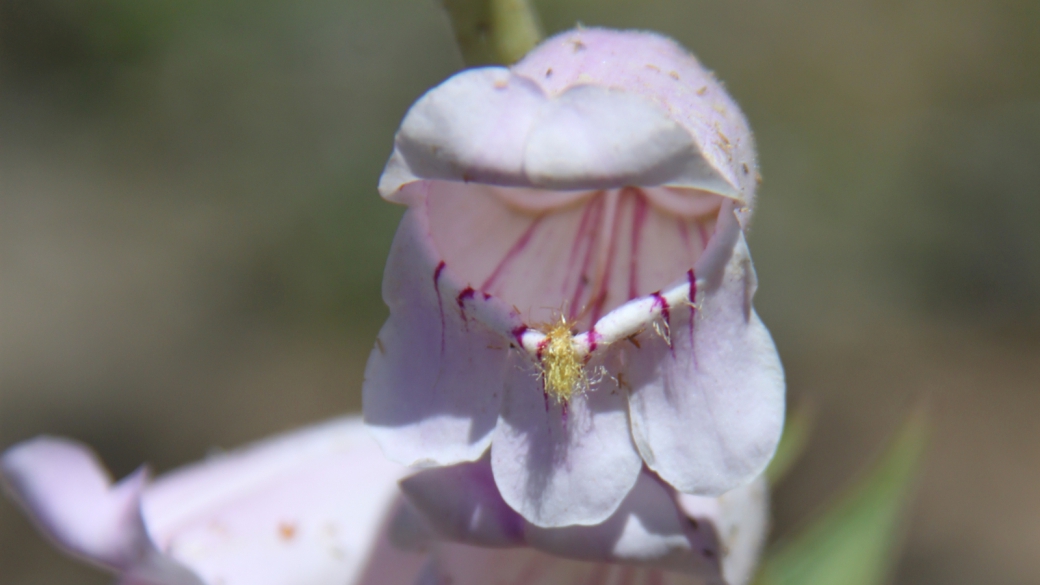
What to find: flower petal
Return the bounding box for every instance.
[383,29,756,203]
[3,417,429,585]
[363,208,509,467]
[398,456,526,547]
[414,476,769,585]
[523,85,729,194]
[402,458,722,574]
[524,470,718,575]
[144,416,425,585]
[0,437,203,584]
[419,543,717,585]
[424,180,598,327]
[679,478,769,585]
[380,67,545,198]
[626,201,785,496]
[425,183,716,330]
[490,353,642,528]
[513,28,758,206]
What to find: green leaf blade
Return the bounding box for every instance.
[766,401,817,486]
[756,409,929,585]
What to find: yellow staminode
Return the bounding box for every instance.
[539,316,586,403]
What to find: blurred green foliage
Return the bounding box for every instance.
[766,401,817,486]
[897,105,1040,330]
[0,0,194,79]
[756,410,929,585]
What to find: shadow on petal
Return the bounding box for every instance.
[491,352,642,528]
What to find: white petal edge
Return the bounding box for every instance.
[0,437,203,584]
[524,470,718,576]
[363,206,509,467]
[381,69,739,200]
[679,477,770,585]
[625,201,785,496]
[398,456,526,548]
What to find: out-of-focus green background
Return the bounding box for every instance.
[1,0,1037,583]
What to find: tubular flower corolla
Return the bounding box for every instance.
[363,27,785,528]
[2,416,767,585]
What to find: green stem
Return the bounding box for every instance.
[439,0,544,66]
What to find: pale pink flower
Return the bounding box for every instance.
[2,416,767,585]
[0,418,426,585]
[400,458,769,585]
[364,27,785,528]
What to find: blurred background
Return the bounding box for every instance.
[0,0,1037,582]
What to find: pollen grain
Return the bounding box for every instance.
[538,316,586,403]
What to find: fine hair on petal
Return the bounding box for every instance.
[652,317,671,348]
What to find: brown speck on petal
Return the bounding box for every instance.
[696,86,708,95]
[278,522,297,542]
[545,68,553,78]
[615,371,630,391]
[668,71,680,80]
[645,63,662,73]
[571,39,587,52]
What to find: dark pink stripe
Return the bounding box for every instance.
[696,219,711,249]
[564,195,601,287]
[687,269,697,312]
[678,218,694,257]
[586,327,601,354]
[628,190,649,300]
[481,215,545,292]
[589,192,627,324]
[433,261,448,353]
[687,268,699,367]
[651,291,670,324]
[652,291,673,354]
[456,286,476,310]
[511,325,529,346]
[568,195,606,320]
[434,261,447,284]
[456,286,476,326]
